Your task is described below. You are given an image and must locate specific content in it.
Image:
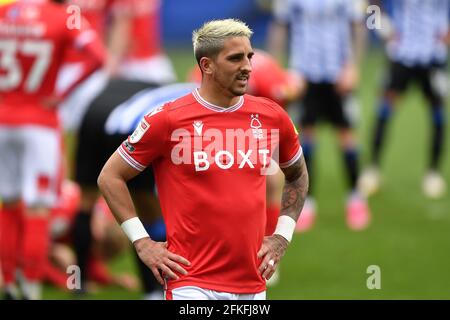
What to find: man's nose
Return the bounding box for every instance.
[241,58,252,73]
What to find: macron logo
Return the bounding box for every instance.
[193,121,203,136]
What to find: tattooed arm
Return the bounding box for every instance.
[257,154,309,280]
[280,154,309,223]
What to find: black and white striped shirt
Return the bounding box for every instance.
[273,0,365,83]
[386,0,450,66]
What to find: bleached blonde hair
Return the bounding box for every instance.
[192,19,253,64]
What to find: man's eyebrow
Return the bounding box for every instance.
[227,51,255,59]
[226,52,245,59]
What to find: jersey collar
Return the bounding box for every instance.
[192,89,244,113]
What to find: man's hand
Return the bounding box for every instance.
[257,234,289,280]
[278,71,307,103]
[336,62,358,95]
[133,238,191,285]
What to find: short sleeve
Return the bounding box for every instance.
[277,107,302,168]
[117,105,169,171]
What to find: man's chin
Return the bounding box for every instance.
[231,87,247,96]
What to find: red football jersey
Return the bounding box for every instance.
[118,90,302,293]
[0,0,103,127]
[112,0,161,60]
[248,50,300,107]
[65,0,112,39]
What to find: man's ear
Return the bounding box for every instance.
[199,57,214,75]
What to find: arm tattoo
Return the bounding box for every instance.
[280,154,309,222]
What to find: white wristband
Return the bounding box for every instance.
[121,217,150,243]
[273,215,296,242]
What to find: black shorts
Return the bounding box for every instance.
[75,79,158,192]
[385,61,447,105]
[299,82,353,128]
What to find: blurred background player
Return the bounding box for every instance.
[267,0,371,231]
[60,0,176,297]
[0,0,104,299]
[46,181,139,293]
[69,79,196,298]
[359,0,450,199]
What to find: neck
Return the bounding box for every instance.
[198,82,241,108]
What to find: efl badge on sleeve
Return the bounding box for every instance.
[129,119,150,144]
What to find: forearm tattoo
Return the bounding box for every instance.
[281,154,309,222]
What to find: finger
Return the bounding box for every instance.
[166,260,188,276]
[160,264,179,281]
[262,259,276,279]
[163,241,168,248]
[257,245,269,259]
[258,255,272,274]
[168,252,191,266]
[263,266,275,280]
[151,266,165,286]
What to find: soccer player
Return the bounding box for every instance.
[0,0,104,299]
[187,48,303,236]
[74,49,301,295]
[188,49,302,287]
[359,0,449,199]
[267,0,371,231]
[98,19,309,300]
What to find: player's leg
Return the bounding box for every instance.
[326,84,371,231]
[46,179,81,291]
[0,202,24,300]
[71,186,99,293]
[360,61,408,196]
[0,127,25,299]
[330,91,360,194]
[21,126,61,300]
[72,123,104,293]
[72,105,107,293]
[338,128,359,189]
[420,64,447,198]
[338,127,371,231]
[295,82,318,232]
